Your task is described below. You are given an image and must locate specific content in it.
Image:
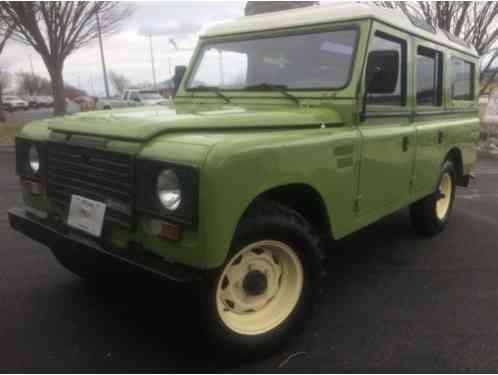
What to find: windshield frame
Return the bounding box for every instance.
[185,24,360,93]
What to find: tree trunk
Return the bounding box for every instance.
[47,61,66,116]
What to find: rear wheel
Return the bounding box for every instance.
[410,161,456,236]
[202,202,323,356]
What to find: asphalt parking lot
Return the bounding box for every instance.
[1,150,498,372]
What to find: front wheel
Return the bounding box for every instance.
[202,202,323,356]
[410,160,456,236]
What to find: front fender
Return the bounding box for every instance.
[200,127,360,268]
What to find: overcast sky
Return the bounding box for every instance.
[1,1,246,96]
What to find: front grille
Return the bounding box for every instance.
[46,141,134,228]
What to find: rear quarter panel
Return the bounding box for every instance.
[441,112,480,176]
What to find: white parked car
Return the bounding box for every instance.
[3,95,29,112]
[98,89,169,110]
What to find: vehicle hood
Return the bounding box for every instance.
[47,104,344,142]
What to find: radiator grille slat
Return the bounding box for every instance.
[46,141,134,229]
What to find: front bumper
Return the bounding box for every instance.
[8,206,201,282]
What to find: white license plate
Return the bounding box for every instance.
[67,195,106,237]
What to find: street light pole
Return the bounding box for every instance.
[96,12,110,98]
[29,54,35,77]
[148,34,157,89]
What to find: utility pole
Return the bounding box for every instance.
[29,55,34,77]
[96,12,110,98]
[89,73,96,96]
[148,34,157,89]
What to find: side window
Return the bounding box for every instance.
[416,46,443,106]
[451,57,474,100]
[368,32,406,106]
[123,92,129,100]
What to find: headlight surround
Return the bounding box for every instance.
[15,138,45,180]
[136,159,198,227]
[28,144,40,173]
[157,169,182,211]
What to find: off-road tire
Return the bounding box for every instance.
[201,201,324,357]
[410,160,456,236]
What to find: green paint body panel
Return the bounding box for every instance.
[16,17,480,271]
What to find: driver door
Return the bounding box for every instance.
[357,26,416,222]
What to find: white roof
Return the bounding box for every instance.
[203,3,478,57]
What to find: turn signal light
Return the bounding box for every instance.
[143,218,182,241]
[159,221,182,241]
[21,178,44,195]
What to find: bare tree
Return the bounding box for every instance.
[109,70,131,94]
[0,2,133,116]
[0,10,13,123]
[17,72,52,96]
[0,71,11,122]
[374,2,498,94]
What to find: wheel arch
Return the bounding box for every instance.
[236,183,333,241]
[444,147,465,186]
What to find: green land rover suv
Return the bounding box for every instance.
[9,4,480,352]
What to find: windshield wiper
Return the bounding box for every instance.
[190,85,230,103]
[244,83,299,104]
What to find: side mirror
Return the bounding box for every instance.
[173,65,187,96]
[360,50,399,122]
[365,50,399,94]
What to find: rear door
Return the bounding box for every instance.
[357,25,416,221]
[412,41,445,196]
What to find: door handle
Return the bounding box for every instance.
[402,136,409,152]
[437,130,444,144]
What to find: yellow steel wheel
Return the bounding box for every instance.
[436,172,452,220]
[216,240,304,336]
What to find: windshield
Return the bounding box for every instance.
[187,28,358,90]
[140,92,162,100]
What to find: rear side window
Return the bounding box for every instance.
[368,32,407,106]
[451,57,474,100]
[416,46,443,106]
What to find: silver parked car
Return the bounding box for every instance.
[3,96,29,112]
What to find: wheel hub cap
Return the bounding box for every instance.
[436,172,452,220]
[243,270,268,296]
[216,240,304,336]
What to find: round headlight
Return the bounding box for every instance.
[157,170,181,211]
[28,145,40,173]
